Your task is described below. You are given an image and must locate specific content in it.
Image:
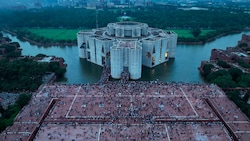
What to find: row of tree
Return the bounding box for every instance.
[0,58,46,92]
[0,6,249,30]
[201,60,250,118]
[0,36,66,133]
[13,29,76,45]
[202,60,250,88]
[0,35,66,92]
[0,93,31,132]
[0,7,116,29]
[179,26,247,43]
[0,42,21,58]
[1,6,249,43]
[0,57,66,92]
[226,91,250,119]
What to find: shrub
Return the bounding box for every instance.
[202,64,214,77]
[217,60,231,68]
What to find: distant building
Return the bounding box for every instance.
[77,21,177,79]
[35,56,67,68]
[210,34,250,64]
[57,0,86,7]
[199,34,250,75]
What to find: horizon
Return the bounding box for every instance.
[1,0,249,8]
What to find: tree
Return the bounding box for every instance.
[10,42,20,47]
[237,59,250,68]
[237,74,250,87]
[5,51,21,58]
[36,53,47,57]
[202,63,214,77]
[0,103,5,114]
[55,68,66,77]
[48,62,66,77]
[0,120,6,132]
[207,69,230,82]
[16,94,31,108]
[238,42,248,48]
[191,28,201,38]
[242,91,250,103]
[0,58,46,92]
[0,94,31,132]
[212,75,237,88]
[228,67,243,81]
[0,44,16,53]
[226,91,250,119]
[226,91,240,101]
[217,60,231,68]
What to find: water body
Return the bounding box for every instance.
[2,31,250,84]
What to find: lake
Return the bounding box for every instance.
[2,31,250,84]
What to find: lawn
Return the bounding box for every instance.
[26,28,215,41]
[26,28,88,41]
[167,29,215,38]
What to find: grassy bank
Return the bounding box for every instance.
[11,28,90,46]
[10,28,218,45]
[26,28,84,41]
[170,29,215,38]
[26,28,215,41]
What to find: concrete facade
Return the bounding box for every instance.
[77,21,177,79]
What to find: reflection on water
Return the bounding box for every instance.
[2,31,250,84]
[140,59,175,81]
[78,59,102,83]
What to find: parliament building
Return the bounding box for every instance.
[77,22,177,79]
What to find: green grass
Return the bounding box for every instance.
[26,28,88,41]
[167,29,215,38]
[0,104,21,132]
[200,30,215,36]
[26,28,215,41]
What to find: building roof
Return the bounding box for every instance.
[37,56,53,63]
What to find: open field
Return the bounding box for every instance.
[169,29,215,38]
[26,28,215,41]
[26,28,88,41]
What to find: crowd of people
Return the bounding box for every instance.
[1,69,250,141]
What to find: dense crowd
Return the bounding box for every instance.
[1,69,250,141]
